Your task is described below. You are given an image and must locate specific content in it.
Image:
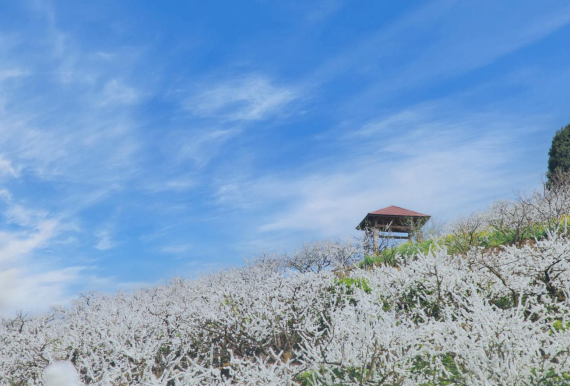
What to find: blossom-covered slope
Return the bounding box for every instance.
[2,176,570,385]
[2,234,570,385]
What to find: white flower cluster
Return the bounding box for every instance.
[1,232,570,385]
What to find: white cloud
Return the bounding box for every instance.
[313,0,570,94]
[144,177,196,193]
[0,154,19,178]
[0,198,87,316]
[345,110,419,139]
[5,204,48,227]
[0,9,146,317]
[0,188,12,201]
[0,220,58,264]
[185,74,297,121]
[100,79,141,106]
[0,267,84,316]
[0,8,144,187]
[0,105,141,184]
[0,67,27,82]
[163,178,195,190]
[173,129,237,167]
[218,106,543,238]
[160,244,192,255]
[0,203,84,316]
[0,269,17,312]
[95,229,115,251]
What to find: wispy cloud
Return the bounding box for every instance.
[0,189,12,201]
[0,5,150,315]
[312,0,570,96]
[95,229,116,251]
[0,199,84,315]
[160,244,192,255]
[216,103,545,238]
[0,155,19,177]
[4,204,48,227]
[169,129,238,168]
[99,79,141,106]
[343,110,419,139]
[143,176,197,193]
[0,67,27,82]
[0,266,84,316]
[0,220,58,264]
[184,74,298,121]
[0,4,146,187]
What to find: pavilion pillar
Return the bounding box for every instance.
[373,228,379,252]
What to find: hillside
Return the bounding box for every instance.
[2,176,570,385]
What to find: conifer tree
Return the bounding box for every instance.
[548,122,570,185]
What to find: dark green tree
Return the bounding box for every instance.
[548,122,570,185]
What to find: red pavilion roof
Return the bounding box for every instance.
[368,205,430,218]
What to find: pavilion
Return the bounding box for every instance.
[356,205,430,251]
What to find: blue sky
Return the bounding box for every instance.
[1,0,569,314]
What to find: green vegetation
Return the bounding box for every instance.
[443,223,549,254]
[412,353,464,386]
[530,368,570,386]
[297,371,318,386]
[552,319,570,332]
[298,354,465,386]
[297,367,377,386]
[334,277,372,294]
[360,239,435,268]
[361,218,562,268]
[332,277,372,305]
[548,122,570,185]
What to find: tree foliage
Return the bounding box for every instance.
[548,122,570,184]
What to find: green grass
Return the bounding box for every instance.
[360,219,561,268]
[334,277,372,294]
[360,239,435,268]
